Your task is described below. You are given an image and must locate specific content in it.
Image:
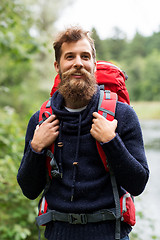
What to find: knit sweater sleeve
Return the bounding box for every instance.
[17,111,47,200]
[101,102,149,196]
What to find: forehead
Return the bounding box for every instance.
[61,38,93,56]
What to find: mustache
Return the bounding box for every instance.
[61,68,92,81]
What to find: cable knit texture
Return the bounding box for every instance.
[17,87,149,240]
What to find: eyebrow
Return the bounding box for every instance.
[64,51,91,56]
[65,52,73,55]
[81,51,91,55]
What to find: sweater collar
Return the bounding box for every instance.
[50,86,100,134]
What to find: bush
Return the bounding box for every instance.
[0,108,43,240]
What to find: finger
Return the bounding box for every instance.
[41,115,57,126]
[92,112,101,118]
[53,130,59,138]
[90,126,94,134]
[44,114,57,123]
[50,119,60,127]
[36,125,40,130]
[92,118,96,123]
[52,125,59,132]
[113,119,118,127]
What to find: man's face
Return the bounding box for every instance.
[54,38,96,78]
[54,38,97,107]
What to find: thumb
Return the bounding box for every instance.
[35,125,40,130]
[113,119,118,127]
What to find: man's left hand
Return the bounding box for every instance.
[90,112,117,143]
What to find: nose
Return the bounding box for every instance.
[73,56,83,69]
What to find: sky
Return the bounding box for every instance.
[55,0,160,39]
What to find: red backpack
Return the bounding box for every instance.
[36,61,135,240]
[95,61,130,104]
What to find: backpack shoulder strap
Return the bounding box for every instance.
[39,98,59,180]
[97,90,121,239]
[96,90,117,172]
[39,98,52,125]
[98,90,117,120]
[38,99,61,180]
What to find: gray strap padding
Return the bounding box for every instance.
[105,90,111,99]
[99,107,115,117]
[46,98,51,108]
[98,90,104,111]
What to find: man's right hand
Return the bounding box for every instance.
[31,115,59,153]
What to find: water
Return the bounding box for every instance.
[131,120,160,240]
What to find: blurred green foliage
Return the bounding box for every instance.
[0,108,47,239]
[0,0,42,114]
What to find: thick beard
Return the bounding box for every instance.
[58,68,96,107]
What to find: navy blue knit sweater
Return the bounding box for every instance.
[17,87,149,240]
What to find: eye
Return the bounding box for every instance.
[66,54,74,60]
[82,54,90,60]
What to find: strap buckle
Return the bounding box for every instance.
[68,213,87,224]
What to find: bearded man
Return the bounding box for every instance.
[17,26,149,240]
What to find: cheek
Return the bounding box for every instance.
[84,62,96,74]
[87,66,95,75]
[61,62,73,73]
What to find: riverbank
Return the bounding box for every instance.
[131,119,160,240]
[131,101,160,120]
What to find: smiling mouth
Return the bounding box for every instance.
[71,73,83,79]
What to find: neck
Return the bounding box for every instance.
[64,99,90,109]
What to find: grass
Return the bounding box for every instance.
[131,101,160,120]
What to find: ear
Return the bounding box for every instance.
[54,61,60,73]
[94,61,97,72]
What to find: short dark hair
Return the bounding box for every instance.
[53,26,96,63]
